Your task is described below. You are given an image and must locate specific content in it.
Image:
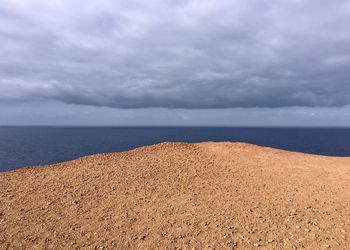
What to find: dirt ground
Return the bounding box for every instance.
[1,142,350,249]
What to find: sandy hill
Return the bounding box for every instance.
[1,142,350,249]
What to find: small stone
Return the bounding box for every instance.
[253,243,261,247]
[138,233,149,240]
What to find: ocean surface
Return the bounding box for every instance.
[0,126,350,172]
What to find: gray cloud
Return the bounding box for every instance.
[0,0,350,109]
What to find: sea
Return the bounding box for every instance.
[0,126,349,172]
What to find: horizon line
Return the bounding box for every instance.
[1,125,350,129]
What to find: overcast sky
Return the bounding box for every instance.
[0,0,350,126]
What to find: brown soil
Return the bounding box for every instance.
[1,142,350,249]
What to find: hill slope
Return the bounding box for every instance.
[1,142,350,249]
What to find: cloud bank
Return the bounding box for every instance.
[0,0,350,109]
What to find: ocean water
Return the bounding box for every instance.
[0,126,349,172]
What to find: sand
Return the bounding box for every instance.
[1,142,350,249]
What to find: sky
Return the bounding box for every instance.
[0,0,350,126]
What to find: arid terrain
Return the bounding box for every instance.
[1,142,350,249]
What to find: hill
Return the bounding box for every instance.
[1,142,350,249]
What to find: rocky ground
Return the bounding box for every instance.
[1,142,350,249]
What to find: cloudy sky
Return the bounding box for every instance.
[0,0,350,126]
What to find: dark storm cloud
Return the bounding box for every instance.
[0,0,350,108]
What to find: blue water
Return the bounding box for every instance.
[0,127,349,172]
